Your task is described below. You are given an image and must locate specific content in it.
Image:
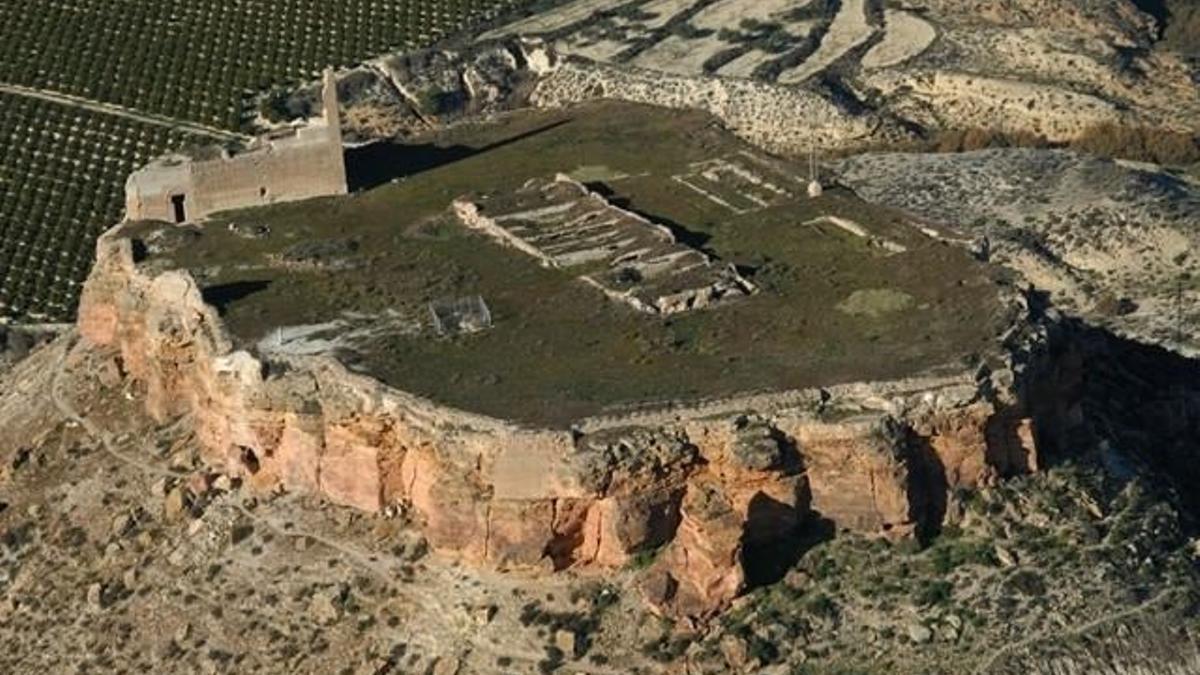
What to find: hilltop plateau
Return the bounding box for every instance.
[2,0,1200,673]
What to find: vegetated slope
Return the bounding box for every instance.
[834,149,1200,355]
[0,0,536,323]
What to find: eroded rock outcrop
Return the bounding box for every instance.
[77,225,1065,618]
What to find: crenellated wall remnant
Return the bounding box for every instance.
[124,69,347,224]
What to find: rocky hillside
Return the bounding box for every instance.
[4,287,1200,673]
[834,149,1200,356]
[262,0,1199,157]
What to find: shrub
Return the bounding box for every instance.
[1072,123,1200,165]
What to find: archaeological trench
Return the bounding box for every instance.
[67,41,1095,622]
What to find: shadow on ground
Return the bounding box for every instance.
[202,280,272,315]
[344,119,572,192]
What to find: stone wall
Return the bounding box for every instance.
[124,70,347,223]
[77,223,1055,617]
[530,57,900,155]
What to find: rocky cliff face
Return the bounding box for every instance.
[77,226,1063,618]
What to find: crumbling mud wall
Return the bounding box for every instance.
[124,70,347,224]
[77,224,1061,618]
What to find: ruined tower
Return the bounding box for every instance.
[124,68,348,223]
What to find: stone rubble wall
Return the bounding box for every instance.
[77,223,1050,617]
[530,57,897,155]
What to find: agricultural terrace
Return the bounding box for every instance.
[0,93,199,321]
[0,0,531,128]
[0,0,537,321]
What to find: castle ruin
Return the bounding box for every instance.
[124,70,347,224]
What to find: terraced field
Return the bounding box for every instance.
[0,0,532,322]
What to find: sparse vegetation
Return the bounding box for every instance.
[136,103,1005,426]
[1072,122,1200,166]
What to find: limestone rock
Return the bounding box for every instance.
[308,584,348,625]
[163,486,190,522]
[644,481,745,618]
[907,622,933,644]
[995,545,1020,568]
[86,582,105,610]
[472,604,497,626]
[720,633,749,669]
[553,629,578,658]
[431,656,460,675]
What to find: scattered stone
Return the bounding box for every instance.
[26,504,42,518]
[0,596,17,624]
[553,629,577,658]
[86,582,105,610]
[168,451,194,472]
[150,477,172,498]
[431,655,460,675]
[995,545,1019,568]
[186,472,212,497]
[135,531,155,550]
[783,568,810,590]
[112,513,133,538]
[213,475,233,492]
[720,633,749,668]
[472,604,497,625]
[294,536,309,552]
[308,584,348,625]
[907,622,933,644]
[96,357,123,388]
[174,623,192,644]
[122,567,139,589]
[163,486,191,522]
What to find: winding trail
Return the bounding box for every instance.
[0,81,248,142]
[43,335,625,675]
[971,586,1183,674]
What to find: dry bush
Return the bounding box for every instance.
[1163,0,1200,55]
[930,127,1050,153]
[1072,123,1200,165]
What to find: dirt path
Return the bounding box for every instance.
[972,586,1183,674]
[0,81,248,142]
[42,336,629,674]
